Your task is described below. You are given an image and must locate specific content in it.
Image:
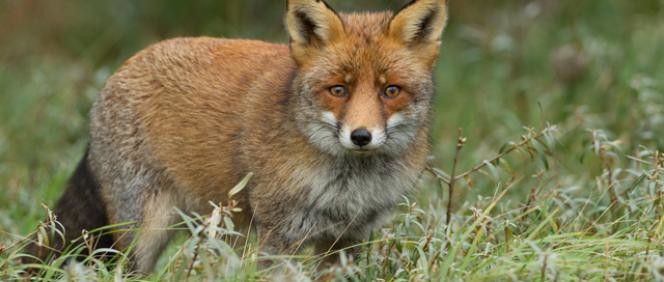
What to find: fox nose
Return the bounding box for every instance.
[350,128,372,147]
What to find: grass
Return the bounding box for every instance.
[1,0,664,281]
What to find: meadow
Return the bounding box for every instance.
[1,0,664,281]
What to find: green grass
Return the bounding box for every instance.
[1,0,664,281]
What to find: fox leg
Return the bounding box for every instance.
[255,225,303,267]
[131,191,178,274]
[313,237,362,282]
[256,226,291,256]
[107,186,178,275]
[314,237,362,267]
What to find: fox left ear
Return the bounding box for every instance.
[388,0,448,65]
[286,0,345,64]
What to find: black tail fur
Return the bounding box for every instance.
[26,147,114,262]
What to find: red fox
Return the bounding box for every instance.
[29,0,448,274]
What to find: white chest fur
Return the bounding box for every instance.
[284,157,421,242]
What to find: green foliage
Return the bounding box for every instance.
[1,0,664,281]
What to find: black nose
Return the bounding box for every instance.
[350,128,372,147]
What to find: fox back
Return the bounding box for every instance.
[31,0,448,274]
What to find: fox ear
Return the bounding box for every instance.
[285,0,344,63]
[388,0,448,47]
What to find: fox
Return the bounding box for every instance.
[27,0,448,274]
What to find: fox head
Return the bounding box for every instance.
[286,0,448,157]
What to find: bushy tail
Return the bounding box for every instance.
[26,148,114,262]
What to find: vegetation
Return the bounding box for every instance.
[1,0,663,280]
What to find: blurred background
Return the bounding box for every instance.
[1,0,663,240]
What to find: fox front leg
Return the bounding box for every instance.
[314,237,362,268]
[255,225,304,267]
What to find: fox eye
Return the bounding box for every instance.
[383,85,401,98]
[329,85,348,97]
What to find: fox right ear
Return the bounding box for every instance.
[388,0,448,67]
[388,0,448,45]
[285,0,345,64]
